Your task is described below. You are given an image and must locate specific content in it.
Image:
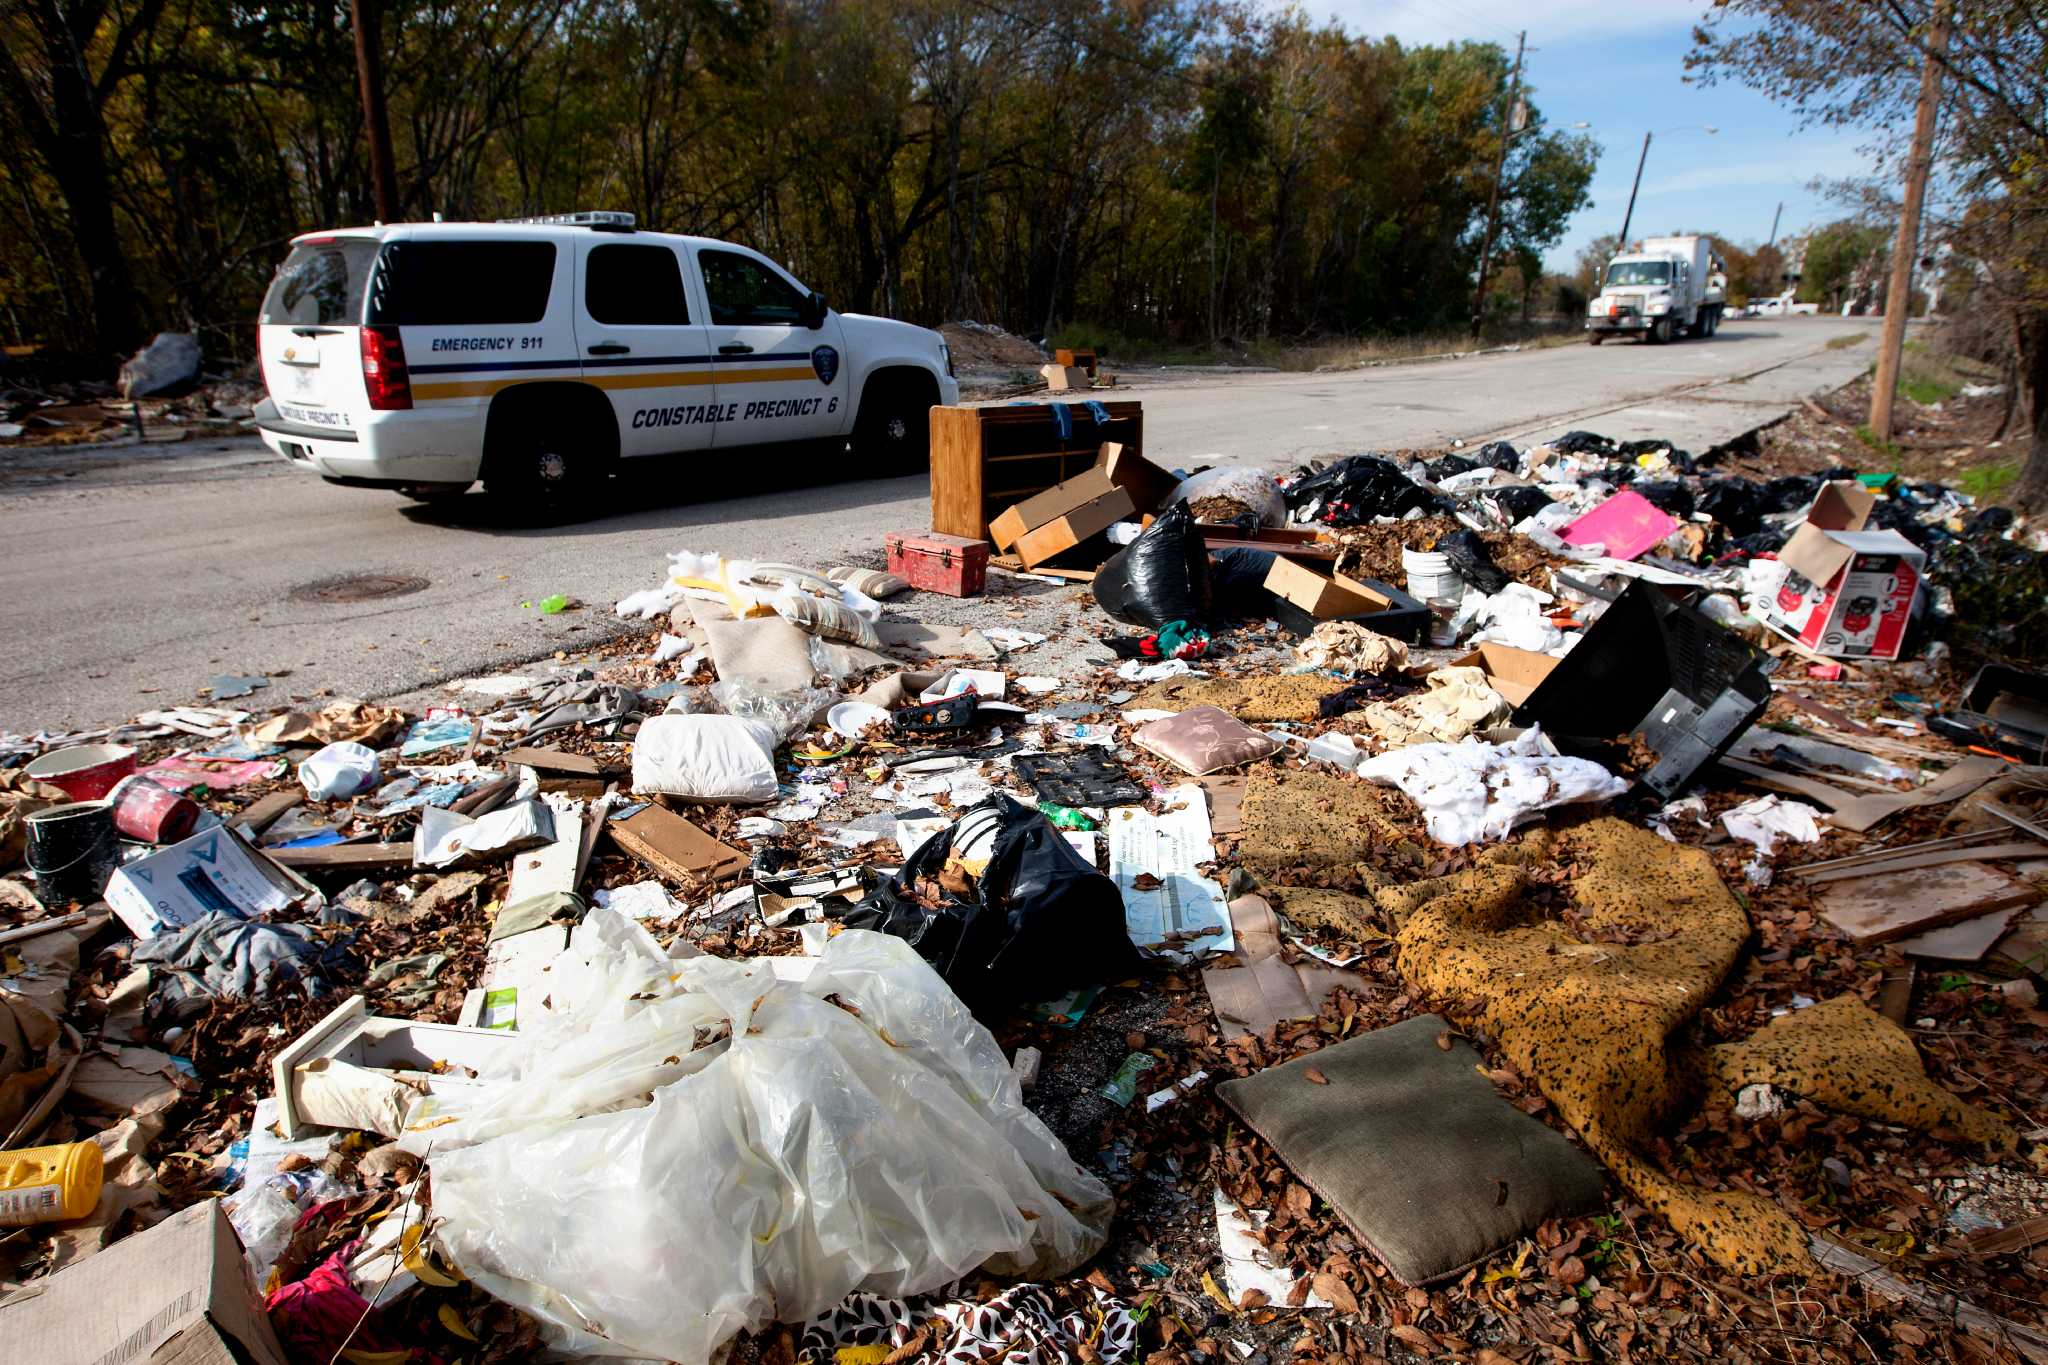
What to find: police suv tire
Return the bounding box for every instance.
[484,419,593,513]
[854,377,932,472]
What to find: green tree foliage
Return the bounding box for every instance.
[0,0,1596,362]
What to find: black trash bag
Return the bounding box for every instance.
[1721,526,1792,560]
[1969,506,2017,537]
[1474,440,1522,471]
[1631,480,1696,518]
[1760,474,1829,513]
[1696,478,1768,536]
[1423,453,1477,482]
[840,795,1141,1012]
[1208,547,1281,615]
[1552,430,1617,456]
[1865,496,1953,551]
[1092,500,1213,627]
[1616,438,1693,467]
[1285,454,1447,525]
[1434,529,1509,595]
[1487,484,1555,525]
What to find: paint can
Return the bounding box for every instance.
[22,744,137,802]
[107,774,201,844]
[24,801,120,906]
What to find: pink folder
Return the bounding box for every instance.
[1559,490,1681,560]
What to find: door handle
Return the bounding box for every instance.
[587,343,630,356]
[718,343,754,355]
[291,327,340,337]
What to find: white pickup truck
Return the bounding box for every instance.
[1586,234,1728,345]
[253,212,959,506]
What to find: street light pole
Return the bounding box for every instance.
[1470,30,1527,341]
[1617,131,1652,248]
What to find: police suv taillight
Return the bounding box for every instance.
[360,325,413,410]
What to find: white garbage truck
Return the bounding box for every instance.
[1586,234,1728,345]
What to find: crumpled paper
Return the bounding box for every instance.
[1358,666,1509,746]
[1295,621,1409,676]
[1354,727,1629,845]
[1719,795,1826,885]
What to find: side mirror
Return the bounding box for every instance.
[805,291,828,329]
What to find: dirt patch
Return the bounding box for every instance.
[1332,516,1570,589]
[940,321,1044,372]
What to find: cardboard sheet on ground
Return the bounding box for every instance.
[1216,1014,1606,1286]
[1202,896,1358,1040]
[1107,786,1233,955]
[1815,860,2037,943]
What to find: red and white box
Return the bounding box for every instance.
[1766,482,1924,660]
[884,530,988,597]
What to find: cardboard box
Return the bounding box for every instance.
[1054,347,1099,376]
[1263,557,1395,619]
[1767,481,1924,660]
[988,468,1124,551]
[1453,643,1561,708]
[0,1200,289,1365]
[1039,363,1090,392]
[105,825,317,938]
[1097,441,1178,516]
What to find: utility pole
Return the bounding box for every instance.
[1765,201,1783,251]
[1469,30,1526,341]
[351,0,400,222]
[1617,132,1651,248]
[1870,0,1951,443]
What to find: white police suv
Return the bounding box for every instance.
[253,212,959,505]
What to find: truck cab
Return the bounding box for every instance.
[1586,234,1727,345]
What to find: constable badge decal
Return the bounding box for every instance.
[811,346,840,385]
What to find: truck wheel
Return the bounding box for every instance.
[1588,334,1603,346]
[1647,318,1670,345]
[855,373,936,472]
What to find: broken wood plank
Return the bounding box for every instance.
[1964,1215,2048,1259]
[1876,964,1915,1026]
[1808,1235,2048,1364]
[1814,861,2038,944]
[1799,841,2048,884]
[1789,828,2010,877]
[1895,907,2021,962]
[0,912,92,947]
[988,553,1097,582]
[268,842,414,873]
[608,804,749,885]
[497,746,604,776]
[230,790,301,836]
[507,794,586,902]
[451,773,517,817]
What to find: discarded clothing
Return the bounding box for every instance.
[1354,729,1628,845]
[1356,665,1509,746]
[1295,621,1409,676]
[799,1283,1139,1365]
[131,912,355,1008]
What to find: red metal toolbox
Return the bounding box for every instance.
[885,530,988,598]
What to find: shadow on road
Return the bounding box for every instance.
[397,442,925,536]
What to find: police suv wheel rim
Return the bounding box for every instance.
[886,415,908,442]
[537,450,568,485]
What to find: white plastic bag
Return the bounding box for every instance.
[1166,467,1286,526]
[425,914,1114,1363]
[298,741,380,800]
[1354,727,1627,846]
[632,714,780,802]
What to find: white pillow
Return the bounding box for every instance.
[631,714,780,803]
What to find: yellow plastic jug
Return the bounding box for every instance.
[0,1139,103,1225]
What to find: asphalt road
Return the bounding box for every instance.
[0,315,1878,734]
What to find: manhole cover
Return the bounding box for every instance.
[290,574,431,604]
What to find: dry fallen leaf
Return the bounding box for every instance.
[1435,1029,1454,1051]
[1238,1288,1269,1310]
[1202,1271,1236,1312]
[1310,1272,1358,1314]
[1304,1067,1330,1085]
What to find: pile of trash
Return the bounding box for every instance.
[1,404,2045,1364]
[1,333,264,445]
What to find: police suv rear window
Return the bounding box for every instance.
[586,244,690,326]
[367,241,556,326]
[260,238,380,326]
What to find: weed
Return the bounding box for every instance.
[1955,461,2018,502]
[1855,425,1904,460]
[1825,333,1867,349]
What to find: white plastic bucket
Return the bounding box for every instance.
[1402,548,1464,602]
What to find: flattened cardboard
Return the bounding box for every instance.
[0,1200,288,1365]
[1039,363,1090,392]
[497,746,605,776]
[988,467,1121,551]
[1815,861,2038,943]
[609,804,749,883]
[1452,643,1560,708]
[1263,557,1394,620]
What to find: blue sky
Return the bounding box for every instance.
[1296,0,1884,272]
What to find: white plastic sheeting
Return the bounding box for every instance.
[423,911,1113,1362]
[1354,728,1628,846]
